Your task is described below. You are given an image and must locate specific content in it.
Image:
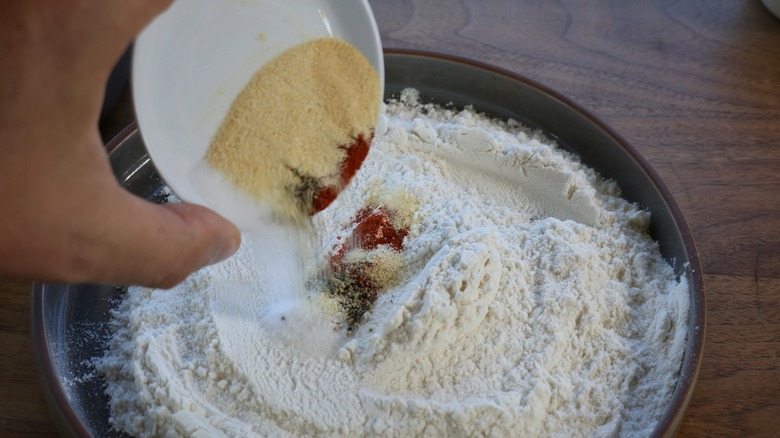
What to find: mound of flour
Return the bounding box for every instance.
[98,89,689,437]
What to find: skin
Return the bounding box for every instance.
[0,0,241,288]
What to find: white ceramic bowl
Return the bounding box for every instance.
[132,0,384,224]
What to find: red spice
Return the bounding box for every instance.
[311,186,338,214]
[352,207,407,252]
[326,205,410,328]
[330,206,408,267]
[310,131,374,215]
[337,132,373,187]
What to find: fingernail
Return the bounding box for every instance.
[207,232,241,266]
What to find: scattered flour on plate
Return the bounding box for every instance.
[97,89,689,437]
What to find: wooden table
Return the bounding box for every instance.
[2,1,779,436]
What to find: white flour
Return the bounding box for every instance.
[98,89,689,437]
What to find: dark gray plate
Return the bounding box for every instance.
[32,50,705,438]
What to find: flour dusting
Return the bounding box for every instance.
[98,89,689,437]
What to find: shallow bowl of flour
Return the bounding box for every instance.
[32,50,704,437]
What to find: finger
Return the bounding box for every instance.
[3,1,176,112]
[91,0,175,66]
[90,192,241,288]
[121,0,175,42]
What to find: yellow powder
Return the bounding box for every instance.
[364,181,420,229]
[205,37,381,221]
[343,247,405,288]
[307,292,344,322]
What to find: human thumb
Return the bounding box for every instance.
[94,192,241,288]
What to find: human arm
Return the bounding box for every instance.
[0,0,241,288]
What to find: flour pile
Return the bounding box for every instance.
[98,89,689,437]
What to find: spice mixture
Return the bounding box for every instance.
[323,204,411,330]
[98,89,689,437]
[205,37,380,219]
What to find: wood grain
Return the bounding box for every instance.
[2,0,779,435]
[0,280,58,437]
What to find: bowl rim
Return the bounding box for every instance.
[31,48,705,438]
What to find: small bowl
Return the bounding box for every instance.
[132,0,384,225]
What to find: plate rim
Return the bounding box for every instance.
[31,48,705,438]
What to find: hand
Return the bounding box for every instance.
[0,0,241,288]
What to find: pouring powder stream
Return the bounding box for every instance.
[197,37,381,334]
[204,37,381,222]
